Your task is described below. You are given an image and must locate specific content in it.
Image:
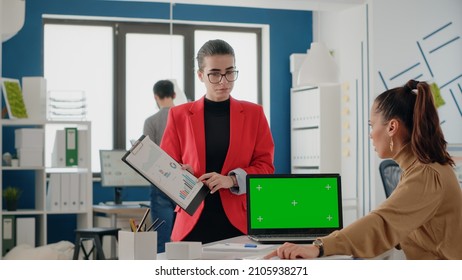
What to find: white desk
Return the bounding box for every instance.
[157,235,405,260]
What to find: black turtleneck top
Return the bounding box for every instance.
[183,98,242,243]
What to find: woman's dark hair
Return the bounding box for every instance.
[196,39,235,71]
[374,79,454,165]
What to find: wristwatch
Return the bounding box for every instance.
[313,239,324,258]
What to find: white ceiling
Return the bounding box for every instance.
[119,0,366,11]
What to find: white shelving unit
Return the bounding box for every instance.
[290,85,341,174]
[0,119,92,258]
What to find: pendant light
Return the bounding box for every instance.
[1,0,25,42]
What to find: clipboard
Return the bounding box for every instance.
[122,135,209,216]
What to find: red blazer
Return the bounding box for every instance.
[160,96,275,241]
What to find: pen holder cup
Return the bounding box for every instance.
[118,230,157,260]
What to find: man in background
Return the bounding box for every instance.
[143,79,176,253]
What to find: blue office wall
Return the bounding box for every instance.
[2,0,312,174]
[2,0,311,244]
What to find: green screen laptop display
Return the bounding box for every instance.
[246,174,343,241]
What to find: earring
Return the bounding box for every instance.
[389,138,394,152]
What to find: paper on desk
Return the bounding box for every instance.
[242,254,353,260]
[316,255,353,260]
[203,243,277,252]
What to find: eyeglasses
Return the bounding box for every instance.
[206,70,239,84]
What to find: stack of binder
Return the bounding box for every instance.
[2,216,15,256]
[47,173,87,212]
[51,127,87,167]
[2,216,36,256]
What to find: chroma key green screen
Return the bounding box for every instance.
[248,176,341,229]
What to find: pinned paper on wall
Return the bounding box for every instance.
[1,78,28,119]
[430,82,445,108]
[376,18,462,143]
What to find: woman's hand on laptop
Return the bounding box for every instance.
[263,242,318,259]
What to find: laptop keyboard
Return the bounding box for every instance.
[250,234,325,243]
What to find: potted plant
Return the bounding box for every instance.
[2,186,22,211]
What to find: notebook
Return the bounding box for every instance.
[246,173,343,244]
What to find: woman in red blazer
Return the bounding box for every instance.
[160,39,275,243]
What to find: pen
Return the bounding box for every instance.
[146,218,159,232]
[136,208,151,232]
[224,243,258,248]
[152,220,165,232]
[129,218,138,232]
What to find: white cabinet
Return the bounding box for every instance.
[0,119,92,258]
[291,85,341,173]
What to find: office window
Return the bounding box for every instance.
[44,24,114,171]
[44,19,262,173]
[125,33,184,148]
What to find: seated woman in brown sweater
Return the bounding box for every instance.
[265,80,462,260]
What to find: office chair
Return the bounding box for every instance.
[379,159,402,198]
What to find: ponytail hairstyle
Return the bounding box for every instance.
[374,80,454,166]
[196,39,235,71]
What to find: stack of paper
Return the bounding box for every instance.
[203,243,277,252]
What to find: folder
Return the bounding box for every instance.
[69,173,80,211]
[60,173,70,211]
[47,173,61,211]
[79,173,87,211]
[51,130,65,167]
[2,216,16,256]
[53,128,85,167]
[77,130,87,167]
[16,217,36,247]
[65,127,78,166]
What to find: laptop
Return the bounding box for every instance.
[246,173,343,244]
